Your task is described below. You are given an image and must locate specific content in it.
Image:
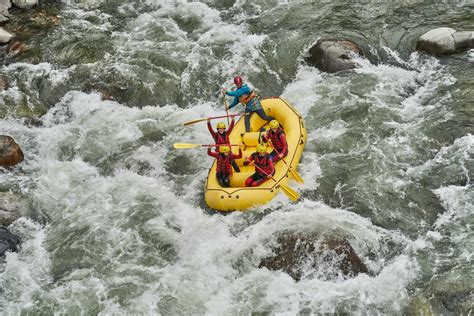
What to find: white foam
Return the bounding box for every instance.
[201,203,416,314]
[0,219,51,312]
[3,63,75,88]
[406,134,473,181]
[468,49,474,62]
[353,50,456,121]
[2,0,466,313]
[281,65,325,117]
[433,185,472,230]
[312,119,349,142]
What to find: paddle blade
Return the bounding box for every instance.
[173,143,201,149]
[281,158,304,184]
[279,184,300,202]
[289,168,304,184]
[183,118,207,126]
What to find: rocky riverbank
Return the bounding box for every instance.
[1,0,39,44]
[1,0,39,24]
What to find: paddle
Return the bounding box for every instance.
[223,94,230,126]
[183,113,247,126]
[173,143,240,149]
[249,162,300,202]
[268,140,304,183]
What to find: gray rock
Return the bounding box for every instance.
[428,278,474,315]
[259,233,368,281]
[0,27,13,44]
[0,192,23,226]
[417,28,474,55]
[0,0,10,23]
[453,31,474,51]
[0,0,11,12]
[304,39,364,73]
[0,135,24,167]
[0,225,20,257]
[12,0,37,9]
[416,27,457,55]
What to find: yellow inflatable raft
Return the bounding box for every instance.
[205,97,307,211]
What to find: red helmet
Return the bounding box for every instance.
[233,76,243,85]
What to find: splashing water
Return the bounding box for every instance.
[0,0,473,314]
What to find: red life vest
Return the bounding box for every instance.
[214,131,229,145]
[252,152,273,175]
[267,128,287,153]
[216,154,233,175]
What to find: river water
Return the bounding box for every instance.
[0,0,473,314]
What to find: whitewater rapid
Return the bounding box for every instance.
[1,0,472,314]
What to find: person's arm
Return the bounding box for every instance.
[267,157,275,177]
[261,131,269,143]
[207,147,218,157]
[207,119,216,139]
[279,133,288,157]
[243,153,254,166]
[225,85,250,97]
[226,86,251,109]
[232,148,243,160]
[228,96,239,109]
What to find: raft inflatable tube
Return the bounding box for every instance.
[205,97,307,211]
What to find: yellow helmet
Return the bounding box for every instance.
[216,122,226,129]
[269,120,279,129]
[256,143,267,153]
[219,145,231,153]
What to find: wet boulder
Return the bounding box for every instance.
[0,135,24,167]
[0,0,11,23]
[0,192,23,226]
[0,225,20,257]
[0,27,13,44]
[416,27,474,55]
[407,278,474,315]
[259,233,368,281]
[304,39,364,73]
[452,31,474,51]
[427,278,474,315]
[12,0,37,9]
[407,295,433,316]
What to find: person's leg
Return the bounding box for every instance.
[248,173,265,186]
[245,108,252,132]
[255,169,275,186]
[216,173,228,187]
[222,175,230,187]
[231,160,240,172]
[254,108,274,122]
[246,173,261,187]
[269,150,279,162]
[249,180,259,187]
[216,173,223,187]
[254,177,269,186]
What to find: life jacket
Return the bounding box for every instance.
[238,90,257,105]
[214,131,229,145]
[252,152,273,175]
[267,128,287,153]
[216,154,233,175]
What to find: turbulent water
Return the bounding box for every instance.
[0,0,473,314]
